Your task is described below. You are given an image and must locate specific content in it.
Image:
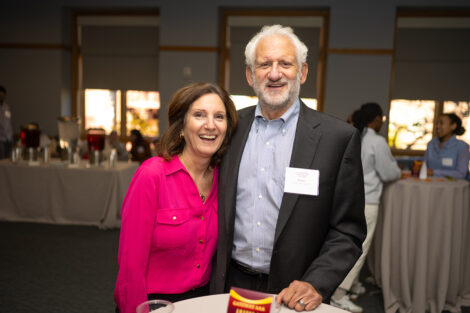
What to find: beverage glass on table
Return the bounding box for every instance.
[136,299,174,313]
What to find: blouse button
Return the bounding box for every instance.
[196,264,200,268]
[199,239,203,244]
[172,216,176,221]
[200,216,204,220]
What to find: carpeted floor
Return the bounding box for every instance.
[0,221,468,313]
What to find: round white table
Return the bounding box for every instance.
[171,294,348,313]
[368,178,470,313]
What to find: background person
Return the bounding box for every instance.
[211,25,366,312]
[129,129,152,163]
[114,82,237,313]
[0,85,13,159]
[330,102,401,313]
[425,113,470,179]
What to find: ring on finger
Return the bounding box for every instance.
[298,299,306,307]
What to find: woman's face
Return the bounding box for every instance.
[182,93,227,161]
[436,115,456,140]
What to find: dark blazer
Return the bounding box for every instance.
[210,101,366,302]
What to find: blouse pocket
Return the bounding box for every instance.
[153,209,193,250]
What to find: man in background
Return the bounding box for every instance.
[0,85,13,159]
[211,25,366,311]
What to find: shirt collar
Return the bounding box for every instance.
[254,98,300,124]
[164,155,186,175]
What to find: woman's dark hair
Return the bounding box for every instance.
[352,102,383,133]
[157,82,238,167]
[130,129,144,143]
[443,113,465,136]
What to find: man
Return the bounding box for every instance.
[0,85,13,159]
[211,25,366,311]
[331,103,401,312]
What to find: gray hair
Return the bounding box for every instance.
[244,24,308,70]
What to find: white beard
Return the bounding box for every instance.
[252,71,301,113]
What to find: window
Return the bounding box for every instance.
[84,89,160,138]
[73,12,159,139]
[126,90,160,137]
[388,11,470,153]
[388,100,435,150]
[84,89,121,133]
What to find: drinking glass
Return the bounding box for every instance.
[136,299,174,313]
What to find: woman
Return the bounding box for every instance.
[425,113,470,179]
[331,102,401,313]
[114,82,237,313]
[129,129,152,163]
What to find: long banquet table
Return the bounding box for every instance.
[0,158,139,229]
[171,294,348,313]
[368,178,470,313]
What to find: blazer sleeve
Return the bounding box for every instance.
[302,128,366,300]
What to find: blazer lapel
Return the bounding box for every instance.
[224,107,256,233]
[274,102,322,242]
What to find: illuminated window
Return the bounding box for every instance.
[84,89,121,133]
[443,101,470,145]
[388,99,435,151]
[84,89,160,138]
[126,90,160,138]
[230,95,317,111]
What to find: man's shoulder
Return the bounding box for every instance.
[237,105,257,118]
[299,103,356,135]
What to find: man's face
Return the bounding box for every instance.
[246,34,308,113]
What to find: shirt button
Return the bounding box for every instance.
[258,194,262,199]
[266,141,270,146]
[282,129,286,133]
[260,168,265,172]
[257,222,261,227]
[256,248,260,253]
[172,216,176,221]
[196,264,200,268]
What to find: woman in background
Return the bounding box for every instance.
[114,82,237,313]
[129,129,152,163]
[425,113,470,179]
[331,102,401,313]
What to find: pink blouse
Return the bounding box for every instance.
[114,156,219,313]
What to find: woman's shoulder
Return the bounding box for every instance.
[134,156,169,177]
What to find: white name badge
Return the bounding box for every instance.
[442,157,453,167]
[284,167,319,196]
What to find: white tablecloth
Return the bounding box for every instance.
[171,294,348,313]
[368,178,470,313]
[0,159,138,229]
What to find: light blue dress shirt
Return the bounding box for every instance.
[425,135,470,179]
[232,99,300,273]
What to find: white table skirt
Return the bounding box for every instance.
[171,294,348,313]
[368,178,470,313]
[0,159,138,229]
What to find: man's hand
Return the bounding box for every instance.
[276,280,322,311]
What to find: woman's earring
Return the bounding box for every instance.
[180,131,184,139]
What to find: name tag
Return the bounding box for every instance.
[442,157,453,167]
[284,167,319,196]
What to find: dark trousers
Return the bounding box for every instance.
[148,283,209,303]
[225,259,269,293]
